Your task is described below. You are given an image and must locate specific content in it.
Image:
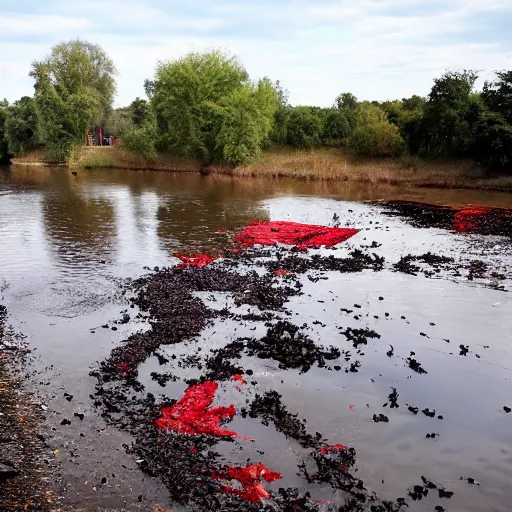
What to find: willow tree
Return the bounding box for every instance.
[149,50,278,165]
[30,39,116,161]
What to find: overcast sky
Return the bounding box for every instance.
[1,0,512,108]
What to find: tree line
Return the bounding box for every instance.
[1,39,511,172]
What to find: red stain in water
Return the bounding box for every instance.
[214,463,282,503]
[175,254,218,268]
[453,207,490,233]
[116,362,131,375]
[235,221,359,250]
[320,444,347,454]
[231,374,247,385]
[156,381,241,438]
[274,269,293,277]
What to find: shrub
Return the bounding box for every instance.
[349,121,404,157]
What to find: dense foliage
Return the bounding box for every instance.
[0,100,9,163]
[30,39,116,161]
[148,50,278,164]
[1,42,512,172]
[4,96,40,155]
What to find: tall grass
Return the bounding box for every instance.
[11,146,512,192]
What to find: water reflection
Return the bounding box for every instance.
[42,179,116,271]
[2,165,512,283]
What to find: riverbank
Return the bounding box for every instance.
[0,306,55,511]
[10,146,512,192]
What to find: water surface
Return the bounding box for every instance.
[1,166,511,511]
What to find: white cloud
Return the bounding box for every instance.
[1,0,511,107]
[0,13,91,36]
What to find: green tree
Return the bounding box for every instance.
[286,106,323,149]
[0,100,9,163]
[472,71,512,171]
[349,122,404,157]
[150,50,276,164]
[123,122,157,161]
[335,92,358,134]
[30,39,116,160]
[482,71,512,122]
[151,50,249,162]
[4,96,40,155]
[349,102,404,156]
[335,92,358,111]
[355,102,388,125]
[215,79,278,164]
[105,107,133,137]
[421,70,478,157]
[269,81,290,146]
[322,108,350,145]
[129,97,151,127]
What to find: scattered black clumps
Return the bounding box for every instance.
[265,250,385,275]
[96,265,304,379]
[459,345,470,356]
[245,321,340,373]
[247,391,323,449]
[422,409,436,418]
[504,406,511,414]
[151,371,180,386]
[87,244,480,511]
[341,327,381,348]
[408,476,440,501]
[461,476,480,485]
[438,488,454,499]
[406,353,427,374]
[388,388,399,409]
[202,341,245,381]
[380,200,512,238]
[393,253,454,276]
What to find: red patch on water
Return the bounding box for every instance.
[116,362,131,375]
[274,269,293,277]
[320,444,347,454]
[214,463,282,503]
[175,254,218,268]
[235,221,359,250]
[231,374,247,384]
[453,207,491,233]
[156,381,241,437]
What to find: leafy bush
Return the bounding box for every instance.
[123,122,157,161]
[323,109,350,145]
[349,121,404,157]
[4,96,40,155]
[285,107,323,149]
[150,50,277,165]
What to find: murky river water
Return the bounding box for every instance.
[1,165,512,511]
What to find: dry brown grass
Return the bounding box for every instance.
[12,146,512,192]
[212,147,512,192]
[79,146,202,172]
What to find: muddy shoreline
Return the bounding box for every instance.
[0,306,55,511]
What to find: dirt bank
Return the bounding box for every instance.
[10,147,512,193]
[0,306,55,511]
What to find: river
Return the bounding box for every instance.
[1,165,512,512]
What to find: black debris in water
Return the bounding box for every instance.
[373,414,389,423]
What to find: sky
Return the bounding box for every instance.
[1,0,512,108]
